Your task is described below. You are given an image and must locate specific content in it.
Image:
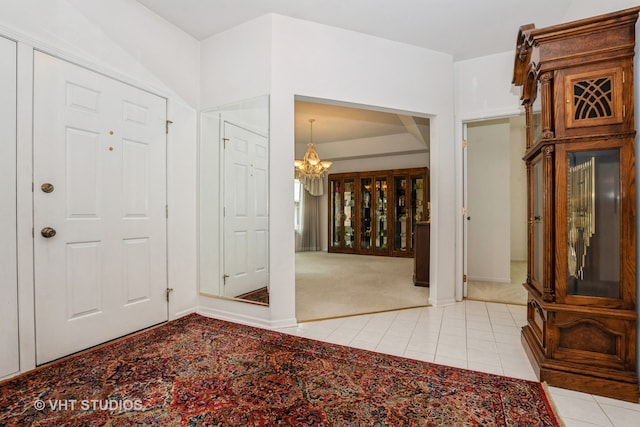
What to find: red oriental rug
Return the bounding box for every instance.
[0,314,561,426]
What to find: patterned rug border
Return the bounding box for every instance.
[0,313,563,426]
[0,320,170,388]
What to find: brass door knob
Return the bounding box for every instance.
[41,227,57,238]
[41,183,54,193]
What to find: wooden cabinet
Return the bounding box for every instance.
[413,222,430,287]
[329,167,429,258]
[512,7,639,402]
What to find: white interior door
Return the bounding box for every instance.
[223,121,269,298]
[33,52,168,364]
[466,120,511,283]
[0,36,19,378]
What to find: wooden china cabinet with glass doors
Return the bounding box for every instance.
[329,168,429,258]
[512,7,639,402]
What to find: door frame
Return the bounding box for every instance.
[456,109,523,302]
[11,41,174,375]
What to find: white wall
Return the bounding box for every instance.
[1,0,199,376]
[0,0,200,107]
[270,14,456,323]
[328,153,430,175]
[199,15,272,109]
[197,13,456,326]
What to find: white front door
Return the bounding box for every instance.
[0,35,19,378]
[33,52,168,364]
[223,122,269,298]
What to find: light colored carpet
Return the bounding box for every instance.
[466,261,528,305]
[295,251,430,322]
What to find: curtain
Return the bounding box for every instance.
[299,188,322,251]
[299,175,324,196]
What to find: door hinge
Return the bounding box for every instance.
[463,139,468,148]
[32,182,34,192]
[166,205,168,219]
[222,137,229,148]
[166,120,173,134]
[223,274,230,285]
[463,274,467,283]
[165,288,174,302]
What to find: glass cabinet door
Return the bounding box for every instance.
[360,178,373,250]
[532,159,543,293]
[375,177,388,253]
[566,148,620,299]
[394,176,408,253]
[330,178,355,251]
[410,175,425,249]
[330,179,342,249]
[343,180,355,249]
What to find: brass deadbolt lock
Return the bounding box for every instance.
[41,183,54,193]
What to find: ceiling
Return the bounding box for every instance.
[136,0,587,61]
[294,100,429,146]
[135,0,636,154]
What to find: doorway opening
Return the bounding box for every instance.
[293,96,431,321]
[463,115,528,305]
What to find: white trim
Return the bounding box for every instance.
[428,296,456,307]
[197,306,273,329]
[468,276,511,283]
[270,318,298,329]
[170,307,197,321]
[458,106,524,123]
[16,41,36,373]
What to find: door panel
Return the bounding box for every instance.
[33,52,167,364]
[0,36,18,379]
[223,122,269,298]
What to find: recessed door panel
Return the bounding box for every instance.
[233,163,248,217]
[254,229,268,273]
[66,128,101,218]
[122,100,149,125]
[66,241,102,319]
[233,231,249,276]
[122,139,149,217]
[123,238,150,305]
[66,82,100,114]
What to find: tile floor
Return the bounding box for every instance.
[279,300,640,427]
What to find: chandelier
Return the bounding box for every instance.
[294,119,332,178]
